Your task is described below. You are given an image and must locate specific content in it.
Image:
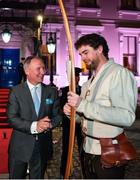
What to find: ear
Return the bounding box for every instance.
[24,68,29,75]
[97,45,103,54]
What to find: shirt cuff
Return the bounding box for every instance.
[30,121,38,134]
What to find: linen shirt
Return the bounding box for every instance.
[76,59,137,155]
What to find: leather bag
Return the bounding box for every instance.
[100,133,137,168]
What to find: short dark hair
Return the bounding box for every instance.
[75,33,109,60]
[23,56,44,70]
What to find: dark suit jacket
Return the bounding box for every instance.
[7,82,62,163]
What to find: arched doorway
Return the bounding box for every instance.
[0,48,20,88]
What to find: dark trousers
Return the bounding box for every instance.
[82,151,125,179]
[60,117,84,177]
[9,141,47,179]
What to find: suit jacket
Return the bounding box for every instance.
[7,82,62,162]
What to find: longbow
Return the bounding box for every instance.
[58,0,76,179]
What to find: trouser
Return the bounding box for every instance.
[9,141,47,179]
[60,118,84,177]
[82,151,125,179]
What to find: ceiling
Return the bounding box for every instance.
[0,0,50,28]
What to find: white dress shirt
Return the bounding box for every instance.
[26,80,41,134]
[76,59,138,155]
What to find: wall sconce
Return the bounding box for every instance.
[46,32,56,86]
[1,27,12,43]
[47,32,56,54]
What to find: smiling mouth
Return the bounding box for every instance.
[38,76,44,79]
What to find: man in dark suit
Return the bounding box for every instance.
[7,56,62,179]
[60,67,84,177]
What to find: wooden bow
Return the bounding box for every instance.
[58,0,76,179]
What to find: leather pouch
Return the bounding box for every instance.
[100,133,137,168]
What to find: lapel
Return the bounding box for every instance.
[38,83,46,117]
[88,60,114,90]
[85,60,115,101]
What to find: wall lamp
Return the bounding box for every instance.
[1,27,12,43]
[47,32,56,54]
[47,32,56,86]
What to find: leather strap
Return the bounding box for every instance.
[82,132,124,140]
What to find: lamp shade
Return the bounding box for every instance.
[1,28,12,43]
[47,35,56,54]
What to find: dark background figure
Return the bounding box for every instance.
[18,57,26,83]
[60,67,84,177]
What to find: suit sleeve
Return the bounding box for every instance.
[7,88,33,133]
[60,87,68,108]
[51,88,63,128]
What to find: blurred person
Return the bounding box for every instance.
[18,57,26,83]
[60,67,84,177]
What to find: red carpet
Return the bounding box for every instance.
[0,88,12,173]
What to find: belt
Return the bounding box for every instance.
[33,134,39,140]
[82,132,118,140]
[34,128,51,140]
[35,135,38,140]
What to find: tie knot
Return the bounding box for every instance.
[32,86,38,94]
[33,86,38,90]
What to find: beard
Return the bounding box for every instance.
[86,60,98,71]
[85,63,91,70]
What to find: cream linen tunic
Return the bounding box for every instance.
[76,59,137,155]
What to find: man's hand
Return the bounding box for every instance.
[63,103,71,116]
[37,116,52,133]
[67,91,82,108]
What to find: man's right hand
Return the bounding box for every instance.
[37,116,52,133]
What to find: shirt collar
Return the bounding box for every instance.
[27,80,41,91]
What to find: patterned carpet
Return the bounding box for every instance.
[0,121,140,179]
[45,126,82,179]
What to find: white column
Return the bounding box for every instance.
[119,33,124,65]
[137,35,140,76]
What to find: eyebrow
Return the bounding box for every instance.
[79,49,88,56]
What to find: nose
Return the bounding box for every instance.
[82,58,87,64]
[81,54,86,62]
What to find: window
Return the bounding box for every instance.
[78,0,98,8]
[123,36,137,75]
[120,0,137,10]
